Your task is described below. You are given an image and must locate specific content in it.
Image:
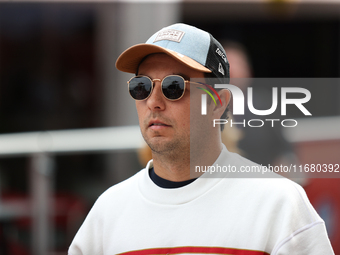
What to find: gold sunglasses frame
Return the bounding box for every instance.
[127,75,202,101]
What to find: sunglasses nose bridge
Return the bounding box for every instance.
[150,78,163,97]
[152,78,162,84]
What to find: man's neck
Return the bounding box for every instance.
[152,152,192,182]
[151,143,223,182]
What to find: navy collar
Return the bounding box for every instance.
[149,167,197,189]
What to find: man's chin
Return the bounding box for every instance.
[145,137,178,154]
[147,140,172,154]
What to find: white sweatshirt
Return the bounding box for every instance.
[69,145,334,255]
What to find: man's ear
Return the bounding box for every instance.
[212,89,231,118]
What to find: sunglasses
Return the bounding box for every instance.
[127,75,202,101]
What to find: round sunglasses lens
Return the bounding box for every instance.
[129,77,152,100]
[162,76,185,100]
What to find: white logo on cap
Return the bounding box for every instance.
[216,47,227,63]
[218,63,225,75]
[154,29,185,43]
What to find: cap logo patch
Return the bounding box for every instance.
[216,47,227,63]
[154,29,185,43]
[218,63,225,75]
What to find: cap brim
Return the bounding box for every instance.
[115,44,211,74]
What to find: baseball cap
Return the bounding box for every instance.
[115,23,230,82]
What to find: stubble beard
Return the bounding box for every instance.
[142,130,190,160]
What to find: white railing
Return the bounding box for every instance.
[0,125,144,156]
[283,116,340,143]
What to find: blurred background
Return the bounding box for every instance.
[0,0,339,254]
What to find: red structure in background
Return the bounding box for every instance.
[0,193,88,255]
[295,139,340,254]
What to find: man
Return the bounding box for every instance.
[69,23,334,255]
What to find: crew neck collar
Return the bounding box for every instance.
[149,167,197,188]
[138,144,230,205]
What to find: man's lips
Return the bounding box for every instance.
[148,120,171,130]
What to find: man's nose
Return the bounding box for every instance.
[146,80,166,110]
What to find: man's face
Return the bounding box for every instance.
[136,53,205,157]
